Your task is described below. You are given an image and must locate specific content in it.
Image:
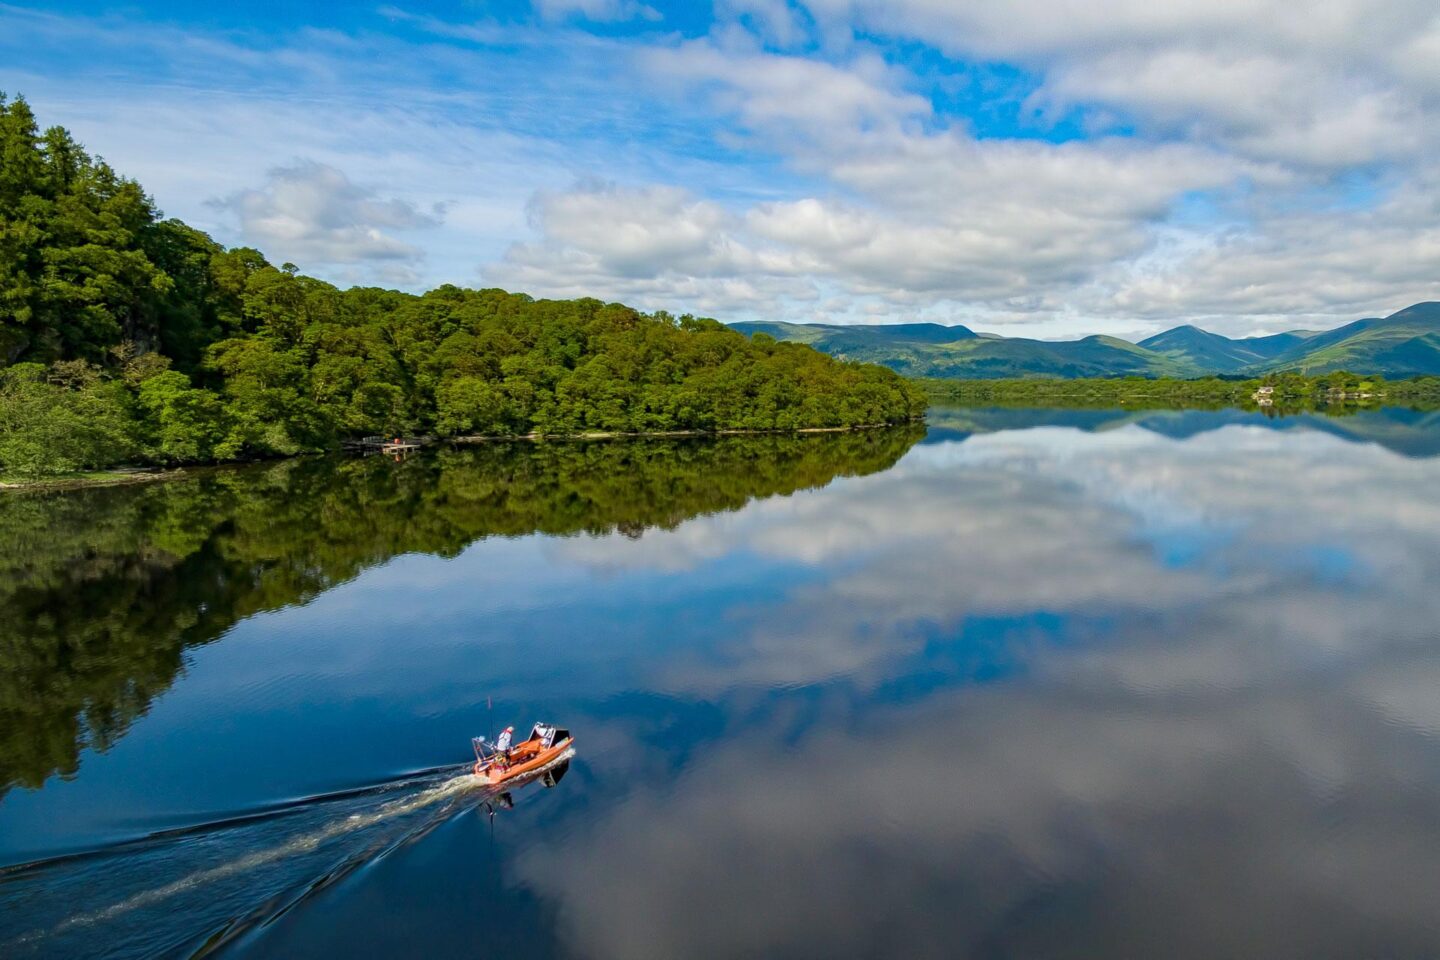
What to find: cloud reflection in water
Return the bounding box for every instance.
[526,423,1440,959]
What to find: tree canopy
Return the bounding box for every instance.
[0,95,925,477]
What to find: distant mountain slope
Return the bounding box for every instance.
[732,322,1192,379]
[1246,302,1440,377]
[732,303,1440,379]
[731,321,978,349]
[1138,325,1320,373]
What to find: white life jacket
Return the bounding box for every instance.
[495,727,514,752]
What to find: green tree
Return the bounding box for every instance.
[0,363,138,477]
[136,370,232,463]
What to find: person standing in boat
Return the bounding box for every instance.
[494,725,515,767]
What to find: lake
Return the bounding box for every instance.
[3,406,1440,958]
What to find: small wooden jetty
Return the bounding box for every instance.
[345,435,427,456]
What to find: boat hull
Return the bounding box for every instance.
[474,738,574,786]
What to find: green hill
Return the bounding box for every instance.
[732,321,979,352]
[734,303,1440,379]
[1137,325,1320,373]
[732,322,1192,379]
[1244,303,1440,377]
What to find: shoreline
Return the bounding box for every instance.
[449,420,919,443]
[0,467,185,493]
[0,420,925,492]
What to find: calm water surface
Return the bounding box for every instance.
[3,408,1440,958]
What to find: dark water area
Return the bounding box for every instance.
[2,409,1440,958]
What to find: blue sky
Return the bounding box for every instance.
[4,1,1440,337]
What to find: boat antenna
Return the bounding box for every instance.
[487,694,493,740]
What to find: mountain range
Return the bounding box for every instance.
[731,302,1440,379]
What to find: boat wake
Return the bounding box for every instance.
[0,761,547,959]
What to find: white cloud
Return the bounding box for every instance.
[7,1,1440,330]
[487,180,821,311]
[640,38,930,141]
[1085,170,1440,330]
[526,1,1440,330]
[520,181,738,277]
[211,161,441,265]
[490,42,1244,320]
[802,0,1440,173]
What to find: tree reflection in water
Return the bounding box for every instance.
[0,427,923,796]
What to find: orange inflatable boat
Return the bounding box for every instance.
[472,723,574,787]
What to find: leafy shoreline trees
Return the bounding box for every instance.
[0,95,925,479]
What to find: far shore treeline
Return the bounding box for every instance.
[923,372,1440,411]
[0,95,925,479]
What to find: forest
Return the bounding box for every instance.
[0,95,925,479]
